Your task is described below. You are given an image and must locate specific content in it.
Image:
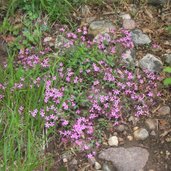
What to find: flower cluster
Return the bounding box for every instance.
[12,26,163,156]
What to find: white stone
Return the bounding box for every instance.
[43,37,52,42]
[63,158,68,163]
[127,135,133,141]
[94,162,102,170]
[108,136,119,146]
[120,13,131,20]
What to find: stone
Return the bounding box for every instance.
[55,35,69,49]
[164,54,171,66]
[120,13,131,20]
[89,20,115,36]
[99,147,149,171]
[81,5,91,17]
[94,162,101,170]
[133,128,149,140]
[139,54,163,72]
[158,106,170,115]
[123,19,136,30]
[128,116,139,125]
[127,135,133,141]
[145,119,158,130]
[131,29,151,45]
[148,0,171,6]
[43,37,52,42]
[115,124,126,132]
[108,136,119,146]
[70,158,78,165]
[63,158,68,163]
[88,156,96,165]
[122,49,136,66]
[102,162,117,171]
[150,130,156,136]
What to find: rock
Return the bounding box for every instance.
[70,158,78,165]
[63,158,68,163]
[131,29,151,45]
[150,130,157,136]
[102,162,117,171]
[148,0,171,6]
[115,124,127,132]
[120,13,131,20]
[122,49,136,66]
[89,20,115,36]
[134,128,149,140]
[128,116,139,125]
[99,147,149,171]
[94,162,102,170]
[88,156,96,165]
[158,106,170,115]
[81,5,91,17]
[145,119,158,130]
[127,135,133,141]
[139,54,163,72]
[108,136,119,146]
[123,19,136,30]
[55,35,70,49]
[164,54,171,66]
[43,37,52,43]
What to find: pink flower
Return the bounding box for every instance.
[62,119,69,126]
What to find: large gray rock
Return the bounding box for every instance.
[122,49,136,66]
[148,0,171,6]
[164,54,171,66]
[139,54,163,72]
[99,147,149,171]
[131,29,151,45]
[89,20,115,36]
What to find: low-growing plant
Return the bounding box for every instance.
[0,25,164,169]
[163,67,171,86]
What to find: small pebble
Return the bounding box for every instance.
[133,126,139,131]
[123,19,136,30]
[88,156,96,165]
[150,130,156,136]
[43,36,52,42]
[158,106,170,115]
[108,136,119,146]
[134,128,149,140]
[115,124,126,132]
[145,119,158,130]
[127,135,133,141]
[94,162,101,170]
[120,13,131,20]
[63,158,68,163]
[70,158,78,165]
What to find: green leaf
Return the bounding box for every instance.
[163,78,171,86]
[163,67,171,73]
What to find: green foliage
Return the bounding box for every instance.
[163,66,171,86]
[166,25,171,34]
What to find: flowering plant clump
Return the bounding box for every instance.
[1,27,163,159]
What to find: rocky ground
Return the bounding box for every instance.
[45,2,171,171]
[0,1,171,171]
